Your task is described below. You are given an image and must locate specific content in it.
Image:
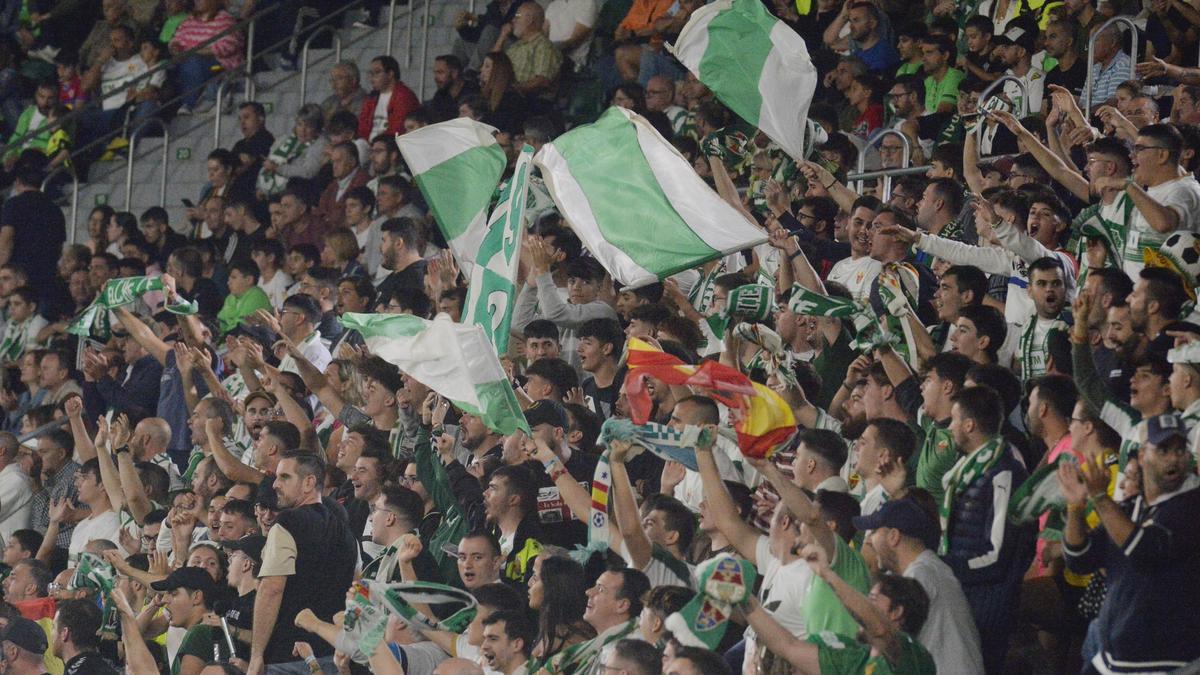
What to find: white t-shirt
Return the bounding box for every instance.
[258,270,294,311]
[101,55,150,111]
[905,549,985,675]
[371,90,393,138]
[826,256,881,302]
[545,0,598,68]
[1128,176,1200,273]
[743,536,813,675]
[69,510,124,558]
[616,540,694,590]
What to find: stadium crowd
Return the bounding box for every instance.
[0,0,1197,673]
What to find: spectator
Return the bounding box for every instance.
[321,61,368,123]
[277,185,328,251]
[376,217,427,299]
[0,162,65,305]
[0,432,32,541]
[258,104,329,198]
[1082,24,1132,112]
[168,0,244,114]
[52,600,118,673]
[823,2,900,74]
[357,56,419,140]
[454,0,521,71]
[478,52,528,133]
[250,451,357,671]
[500,3,562,101]
[545,0,597,72]
[427,54,478,123]
[3,81,55,168]
[314,142,371,230]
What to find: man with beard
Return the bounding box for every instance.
[856,496,984,674]
[1072,290,1174,496]
[824,196,882,301]
[139,208,186,269]
[823,2,899,74]
[376,217,427,300]
[251,451,357,673]
[426,54,477,122]
[1128,267,1193,359]
[1061,412,1200,673]
[1018,257,1073,382]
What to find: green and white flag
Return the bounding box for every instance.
[340,313,530,435]
[395,119,507,274]
[1009,452,1079,525]
[535,106,767,289]
[68,276,197,338]
[669,0,819,161]
[787,285,862,318]
[462,144,533,353]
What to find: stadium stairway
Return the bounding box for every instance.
[64,0,466,241]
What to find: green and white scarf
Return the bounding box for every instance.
[341,580,478,664]
[938,436,1005,555]
[1019,316,1069,383]
[71,552,118,638]
[0,317,35,362]
[68,276,197,339]
[547,618,639,675]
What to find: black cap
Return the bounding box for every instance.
[852,498,940,551]
[0,617,48,653]
[523,399,569,430]
[150,566,218,596]
[1146,413,1188,447]
[223,534,266,568]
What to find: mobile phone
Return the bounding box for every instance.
[181,198,194,208]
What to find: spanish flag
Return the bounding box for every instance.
[623,338,796,458]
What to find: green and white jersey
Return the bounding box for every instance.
[810,630,937,675]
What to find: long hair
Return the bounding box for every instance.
[535,556,594,658]
[481,52,515,113]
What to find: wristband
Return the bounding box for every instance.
[823,180,835,189]
[549,465,569,482]
[114,445,131,455]
[541,457,560,472]
[1066,503,1085,513]
[787,248,803,260]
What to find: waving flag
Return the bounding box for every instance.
[535,107,766,289]
[396,119,507,274]
[340,313,530,435]
[623,338,795,458]
[462,144,532,353]
[669,0,819,161]
[68,276,197,339]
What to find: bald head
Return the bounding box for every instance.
[514,1,545,37]
[136,418,172,453]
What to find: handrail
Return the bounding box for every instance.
[299,26,345,103]
[386,0,399,57]
[41,167,79,243]
[419,0,432,96]
[853,128,911,196]
[846,153,1021,182]
[125,119,170,210]
[214,79,233,148]
[18,417,69,444]
[244,18,257,100]
[875,129,911,202]
[979,74,1029,120]
[1083,17,1139,114]
[406,0,417,67]
[0,2,284,159]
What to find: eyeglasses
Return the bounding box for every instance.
[1133,144,1168,153]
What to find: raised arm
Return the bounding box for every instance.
[608,440,653,569]
[695,426,762,562]
[751,458,836,559]
[115,306,170,366]
[990,110,1089,201]
[205,417,265,484]
[740,597,821,674]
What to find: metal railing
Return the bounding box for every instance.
[854,128,911,199]
[419,0,433,96]
[18,417,69,445]
[125,119,170,210]
[42,167,79,242]
[1,3,285,161]
[386,0,400,58]
[979,74,1030,120]
[846,153,1021,183]
[244,19,257,100]
[1083,17,1139,113]
[299,26,345,103]
[214,79,234,148]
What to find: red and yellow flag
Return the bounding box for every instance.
[623,338,796,458]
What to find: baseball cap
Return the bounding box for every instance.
[150,566,218,596]
[0,617,48,654]
[223,534,266,568]
[852,497,940,551]
[994,25,1037,54]
[1146,413,1188,447]
[523,399,569,430]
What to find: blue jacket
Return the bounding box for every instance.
[942,447,1035,588]
[1065,482,1200,673]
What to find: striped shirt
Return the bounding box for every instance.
[169,10,244,71]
